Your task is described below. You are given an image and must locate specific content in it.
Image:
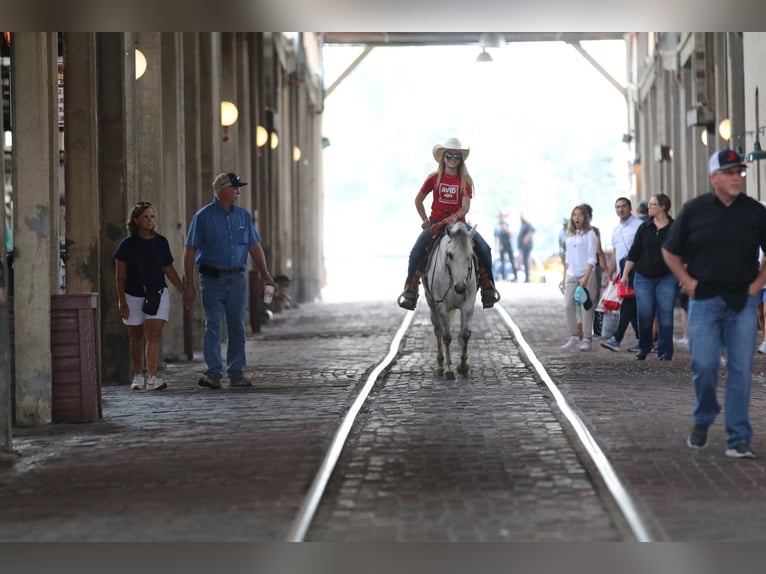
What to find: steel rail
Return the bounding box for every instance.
[494,304,654,542]
[285,309,415,542]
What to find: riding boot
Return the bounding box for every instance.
[397,273,421,311]
[478,267,501,309]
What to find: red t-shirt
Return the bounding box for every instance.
[419,172,473,221]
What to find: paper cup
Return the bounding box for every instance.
[263,284,275,304]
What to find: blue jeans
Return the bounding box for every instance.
[687,294,759,447]
[199,271,248,381]
[633,272,677,358]
[405,222,494,285]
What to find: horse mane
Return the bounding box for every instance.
[447,222,475,255]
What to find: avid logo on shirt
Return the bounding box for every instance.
[437,183,459,205]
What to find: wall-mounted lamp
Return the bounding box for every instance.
[718,118,732,141]
[747,87,766,163]
[292,145,301,162]
[220,100,238,142]
[270,131,279,150]
[256,125,268,147]
[701,129,708,147]
[135,48,147,80]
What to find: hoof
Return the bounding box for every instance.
[436,366,444,376]
[445,370,456,381]
[457,364,469,375]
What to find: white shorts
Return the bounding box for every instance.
[122,290,171,326]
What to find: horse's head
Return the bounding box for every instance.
[444,222,476,295]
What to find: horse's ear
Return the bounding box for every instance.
[469,223,477,238]
[445,224,452,237]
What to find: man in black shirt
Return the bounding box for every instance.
[663,149,766,459]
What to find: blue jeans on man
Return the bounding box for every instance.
[688,294,759,448]
[199,272,248,381]
[633,272,677,358]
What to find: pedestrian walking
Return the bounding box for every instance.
[183,172,276,389]
[619,193,675,361]
[518,213,535,282]
[601,197,642,352]
[494,210,517,281]
[663,149,766,458]
[114,201,185,391]
[559,204,599,352]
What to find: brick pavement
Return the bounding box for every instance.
[2,282,766,540]
[501,280,766,542]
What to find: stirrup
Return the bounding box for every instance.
[481,288,501,309]
[397,291,418,311]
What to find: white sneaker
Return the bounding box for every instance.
[758,341,766,354]
[677,337,689,347]
[146,375,167,391]
[130,374,145,390]
[560,336,580,350]
[579,339,592,351]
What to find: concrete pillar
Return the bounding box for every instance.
[97,33,135,385]
[220,33,239,175]
[199,32,222,196]
[236,33,252,214]
[182,33,203,355]
[135,32,162,205]
[63,33,100,294]
[159,32,185,360]
[11,33,58,424]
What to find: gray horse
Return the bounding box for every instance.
[422,222,478,379]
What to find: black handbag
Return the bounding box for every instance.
[141,289,163,315]
[136,243,163,315]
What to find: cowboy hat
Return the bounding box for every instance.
[432,137,470,162]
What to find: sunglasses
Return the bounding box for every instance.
[134,201,153,208]
[444,152,462,161]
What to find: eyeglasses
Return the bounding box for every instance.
[444,152,462,161]
[717,168,747,177]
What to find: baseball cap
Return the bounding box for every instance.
[708,149,747,175]
[213,172,248,192]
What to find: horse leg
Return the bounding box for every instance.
[442,327,455,380]
[431,313,445,376]
[457,308,473,375]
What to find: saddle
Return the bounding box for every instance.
[419,223,478,281]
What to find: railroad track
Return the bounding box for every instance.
[285,304,656,542]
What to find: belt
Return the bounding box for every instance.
[199,263,245,277]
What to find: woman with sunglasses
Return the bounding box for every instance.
[397,137,499,311]
[114,202,185,391]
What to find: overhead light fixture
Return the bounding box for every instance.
[476,48,492,63]
[135,48,147,80]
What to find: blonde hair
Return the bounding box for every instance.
[433,153,474,198]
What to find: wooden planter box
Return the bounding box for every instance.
[10,293,102,424]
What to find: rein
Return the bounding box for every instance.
[428,235,475,304]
